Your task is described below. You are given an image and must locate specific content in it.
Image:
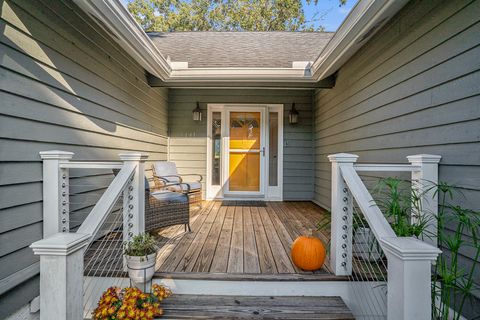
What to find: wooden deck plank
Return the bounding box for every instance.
[158,202,215,272]
[269,202,301,240]
[242,206,260,273]
[227,206,244,273]
[175,202,221,272]
[265,204,303,274]
[258,206,295,273]
[280,202,311,236]
[210,205,235,272]
[250,206,277,274]
[154,224,185,270]
[191,205,227,272]
[161,295,355,320]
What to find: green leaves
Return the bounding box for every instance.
[127,0,346,32]
[373,177,431,238]
[123,233,157,257]
[431,182,480,320]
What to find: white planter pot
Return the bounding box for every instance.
[353,227,382,261]
[125,253,156,290]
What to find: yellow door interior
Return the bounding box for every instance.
[229,112,261,192]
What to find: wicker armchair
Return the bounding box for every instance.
[145,186,190,232]
[113,169,190,232]
[152,162,203,209]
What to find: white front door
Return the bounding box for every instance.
[206,104,283,201]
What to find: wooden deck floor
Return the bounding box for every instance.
[152,201,332,278]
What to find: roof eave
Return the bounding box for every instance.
[74,0,409,84]
[311,0,410,81]
[73,0,171,80]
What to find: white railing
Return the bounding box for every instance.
[31,151,148,320]
[329,153,442,320]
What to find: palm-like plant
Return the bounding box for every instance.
[431,182,480,320]
[373,177,431,238]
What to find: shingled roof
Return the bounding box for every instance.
[148,32,333,68]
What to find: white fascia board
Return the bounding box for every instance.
[169,67,314,82]
[73,0,171,80]
[311,0,410,81]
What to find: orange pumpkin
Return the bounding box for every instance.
[291,235,326,271]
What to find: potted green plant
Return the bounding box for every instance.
[124,233,157,289]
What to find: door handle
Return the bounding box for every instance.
[261,147,265,157]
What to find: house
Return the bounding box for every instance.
[0,0,478,319]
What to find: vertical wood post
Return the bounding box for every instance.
[328,153,358,276]
[407,154,441,246]
[31,233,90,320]
[39,151,74,237]
[381,237,441,320]
[119,153,149,242]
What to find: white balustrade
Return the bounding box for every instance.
[329,153,442,320]
[30,233,90,320]
[39,151,74,237]
[328,153,357,276]
[407,154,441,246]
[34,151,149,319]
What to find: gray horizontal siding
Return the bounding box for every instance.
[168,89,315,200]
[0,0,168,317]
[314,0,480,317]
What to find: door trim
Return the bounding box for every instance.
[206,104,283,201]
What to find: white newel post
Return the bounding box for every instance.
[119,153,149,243]
[31,233,90,320]
[407,154,441,246]
[39,151,74,237]
[381,237,441,320]
[328,153,358,276]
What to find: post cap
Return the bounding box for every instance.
[118,152,149,161]
[39,150,74,160]
[327,153,359,163]
[31,233,90,256]
[380,237,441,261]
[407,154,441,164]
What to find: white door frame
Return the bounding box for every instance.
[206,104,283,201]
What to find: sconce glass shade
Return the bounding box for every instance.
[289,103,299,124]
[193,102,202,121]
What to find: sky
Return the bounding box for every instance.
[302,0,357,32]
[121,0,357,32]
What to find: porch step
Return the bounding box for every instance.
[159,295,355,319]
[154,271,347,281]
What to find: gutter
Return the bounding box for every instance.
[74,0,409,84]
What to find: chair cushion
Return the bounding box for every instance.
[167,182,202,192]
[153,162,180,182]
[151,190,187,203]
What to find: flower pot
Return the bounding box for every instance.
[125,253,156,290]
[353,227,382,261]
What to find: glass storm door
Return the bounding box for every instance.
[227,111,264,194]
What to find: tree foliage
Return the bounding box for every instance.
[127,0,347,32]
